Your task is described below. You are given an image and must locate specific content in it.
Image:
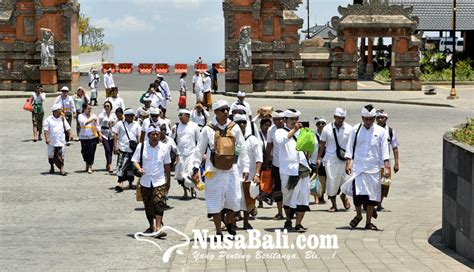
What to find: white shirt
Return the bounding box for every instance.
[105,96,126,113]
[141,118,170,142]
[144,92,163,109]
[78,113,99,140]
[132,141,171,188]
[192,75,203,92]
[43,115,71,147]
[267,125,280,167]
[179,78,187,93]
[174,121,201,157]
[104,73,115,89]
[54,95,76,114]
[320,121,352,163]
[230,100,252,118]
[190,109,209,128]
[89,72,100,89]
[114,120,141,152]
[32,92,46,104]
[382,125,400,150]
[239,135,263,178]
[275,127,311,176]
[98,111,117,140]
[202,76,211,93]
[157,81,171,109]
[344,124,390,173]
[193,118,249,173]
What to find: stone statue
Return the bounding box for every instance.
[40,28,55,67]
[239,26,252,68]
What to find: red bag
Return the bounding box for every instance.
[23,97,33,112]
[178,95,186,109]
[260,169,273,194]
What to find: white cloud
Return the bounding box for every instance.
[92,15,154,36]
[194,15,224,33]
[134,0,203,9]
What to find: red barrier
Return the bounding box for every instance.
[174,64,188,74]
[213,63,226,73]
[194,63,208,73]
[138,63,154,74]
[118,63,133,74]
[101,63,116,74]
[155,63,170,74]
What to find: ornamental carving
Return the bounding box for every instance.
[279,0,302,11]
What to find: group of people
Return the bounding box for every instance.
[29,75,400,238]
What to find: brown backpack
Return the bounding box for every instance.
[208,122,238,170]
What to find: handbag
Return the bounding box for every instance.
[136,179,142,201]
[23,97,33,112]
[122,121,137,152]
[296,128,315,153]
[310,175,322,197]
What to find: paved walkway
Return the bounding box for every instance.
[1,75,473,271]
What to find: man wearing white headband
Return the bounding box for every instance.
[89,67,100,106]
[104,67,115,98]
[265,110,286,219]
[191,100,249,238]
[343,104,390,231]
[234,114,263,230]
[230,91,252,119]
[173,109,201,200]
[202,71,212,110]
[132,124,171,238]
[43,104,72,176]
[140,108,168,143]
[105,87,126,113]
[317,108,352,212]
[53,86,77,143]
[375,109,400,211]
[113,108,141,192]
[155,75,171,117]
[275,109,314,232]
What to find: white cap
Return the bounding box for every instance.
[272,111,284,118]
[143,97,152,102]
[233,114,247,122]
[146,126,160,135]
[283,109,301,118]
[212,100,229,111]
[237,91,246,97]
[150,108,160,115]
[106,67,112,72]
[203,71,210,76]
[51,104,62,111]
[77,86,85,91]
[361,105,376,117]
[376,109,388,118]
[156,74,164,78]
[315,118,327,123]
[124,108,135,115]
[232,104,247,113]
[334,107,347,117]
[139,108,150,116]
[179,109,191,115]
[60,86,69,92]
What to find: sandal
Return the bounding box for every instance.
[365,223,378,231]
[328,207,338,213]
[144,227,155,234]
[243,223,253,230]
[350,216,363,229]
[295,224,308,232]
[284,220,292,231]
[155,231,167,239]
[273,213,284,220]
[115,186,124,192]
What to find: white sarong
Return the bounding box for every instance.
[280,174,310,209]
[341,170,381,202]
[324,160,347,197]
[204,165,241,214]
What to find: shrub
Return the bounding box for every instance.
[453,119,474,146]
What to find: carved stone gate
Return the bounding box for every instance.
[329,0,422,91]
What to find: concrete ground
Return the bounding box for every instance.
[0,74,473,271]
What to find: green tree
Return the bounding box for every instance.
[79,13,89,47]
[86,26,105,51]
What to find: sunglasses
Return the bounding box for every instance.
[236,121,247,125]
[150,114,159,118]
[218,108,230,113]
[316,122,326,126]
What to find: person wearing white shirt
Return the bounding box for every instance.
[132,126,171,237]
[375,109,400,211]
[113,109,141,192]
[156,75,171,116]
[265,110,285,219]
[191,102,210,129]
[192,70,204,103]
[103,68,115,98]
[316,108,352,212]
[343,105,390,231]
[191,100,249,237]
[256,118,273,207]
[230,91,252,119]
[235,114,262,230]
[140,108,171,143]
[98,101,117,173]
[105,87,126,113]
[173,109,201,200]
[78,104,101,174]
[202,71,212,110]
[88,68,100,105]
[54,86,77,141]
[142,85,163,110]
[43,104,72,176]
[31,84,46,142]
[275,109,313,232]
[179,73,187,97]
[310,117,327,204]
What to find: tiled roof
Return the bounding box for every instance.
[389,0,474,30]
[301,24,334,38]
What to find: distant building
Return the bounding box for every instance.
[301,23,334,43]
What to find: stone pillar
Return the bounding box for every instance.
[40,66,58,93]
[365,38,374,76]
[358,37,366,74]
[239,68,253,93]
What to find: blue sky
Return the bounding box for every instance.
[80,0,351,64]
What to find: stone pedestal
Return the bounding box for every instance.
[239,68,253,93]
[40,66,58,93]
[365,63,374,76]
